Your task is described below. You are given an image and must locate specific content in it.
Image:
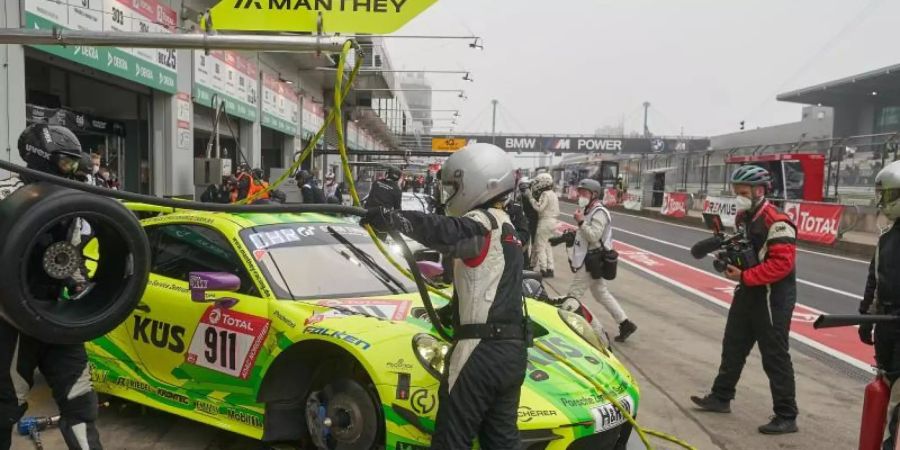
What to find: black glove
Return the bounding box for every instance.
[859,323,875,346]
[360,207,393,232]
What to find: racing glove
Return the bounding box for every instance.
[360,207,412,235]
[859,322,875,346]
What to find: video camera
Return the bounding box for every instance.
[690,213,759,273]
[549,230,576,248]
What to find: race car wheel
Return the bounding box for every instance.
[306,379,380,450]
[0,183,150,344]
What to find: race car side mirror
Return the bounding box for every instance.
[189,272,241,306]
[416,261,444,281]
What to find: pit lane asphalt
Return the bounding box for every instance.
[558,202,870,317]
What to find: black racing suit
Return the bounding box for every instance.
[521,194,539,267]
[0,178,102,449]
[388,208,527,449]
[711,200,799,420]
[860,221,900,449]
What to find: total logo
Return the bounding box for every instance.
[208,308,256,332]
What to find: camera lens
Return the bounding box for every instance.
[713,258,728,273]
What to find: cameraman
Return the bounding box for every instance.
[691,165,799,435]
[859,160,900,448]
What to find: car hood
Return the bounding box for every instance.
[275,293,639,433]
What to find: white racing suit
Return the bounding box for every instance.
[566,202,629,325]
[388,207,527,449]
[0,177,102,450]
[528,188,559,273]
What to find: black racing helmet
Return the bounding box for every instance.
[18,123,83,175]
[386,166,402,181]
[252,168,265,180]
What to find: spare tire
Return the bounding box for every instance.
[0,182,150,344]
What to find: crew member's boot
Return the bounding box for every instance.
[690,394,731,413]
[758,416,798,435]
[614,319,637,342]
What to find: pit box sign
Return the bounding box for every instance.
[661,192,689,218]
[261,72,299,135]
[623,192,643,211]
[784,201,844,245]
[432,138,467,152]
[186,306,271,379]
[703,196,737,228]
[24,0,178,93]
[206,0,438,34]
[193,51,259,122]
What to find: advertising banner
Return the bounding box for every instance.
[261,72,299,135]
[24,0,178,92]
[623,192,643,211]
[194,51,259,122]
[435,135,710,154]
[783,202,844,245]
[432,137,467,152]
[702,196,738,228]
[603,188,619,207]
[302,99,325,137]
[661,192,690,218]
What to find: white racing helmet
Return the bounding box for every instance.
[531,172,554,192]
[876,160,900,221]
[440,143,515,217]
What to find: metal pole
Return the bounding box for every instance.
[491,99,498,145]
[642,101,650,138]
[0,28,348,53]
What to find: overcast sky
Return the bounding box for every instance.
[386,0,900,138]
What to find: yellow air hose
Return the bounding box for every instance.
[237,40,694,450]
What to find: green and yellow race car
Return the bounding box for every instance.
[86,208,640,449]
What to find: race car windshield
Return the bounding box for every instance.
[240,222,418,300]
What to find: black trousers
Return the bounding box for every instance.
[430,340,527,450]
[711,289,798,419]
[0,321,101,449]
[875,322,900,450]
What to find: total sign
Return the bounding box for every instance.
[783,202,844,245]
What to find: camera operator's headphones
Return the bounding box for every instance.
[730,165,772,191]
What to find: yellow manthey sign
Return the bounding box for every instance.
[208,0,438,34]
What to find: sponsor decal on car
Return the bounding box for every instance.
[518,406,558,423]
[186,306,271,379]
[590,395,635,433]
[303,326,371,350]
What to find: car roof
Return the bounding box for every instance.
[131,203,358,231]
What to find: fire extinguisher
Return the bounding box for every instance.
[860,370,891,450]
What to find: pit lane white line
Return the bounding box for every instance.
[560,213,864,300]
[560,206,869,264]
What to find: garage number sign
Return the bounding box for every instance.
[207,0,438,34]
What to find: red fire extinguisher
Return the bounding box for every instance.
[860,370,891,450]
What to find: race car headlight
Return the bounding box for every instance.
[413,334,450,378]
[558,309,609,355]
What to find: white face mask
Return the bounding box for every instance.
[92,165,100,175]
[577,196,591,208]
[734,195,753,212]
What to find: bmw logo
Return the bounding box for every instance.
[651,138,666,153]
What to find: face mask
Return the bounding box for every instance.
[734,195,753,212]
[92,165,99,175]
[577,196,591,208]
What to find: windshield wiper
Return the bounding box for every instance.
[326,226,408,295]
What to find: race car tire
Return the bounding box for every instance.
[0,182,150,344]
[316,379,380,450]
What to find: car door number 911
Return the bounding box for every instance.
[186,306,271,379]
[205,328,238,370]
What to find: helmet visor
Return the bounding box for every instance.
[878,187,900,209]
[56,154,80,175]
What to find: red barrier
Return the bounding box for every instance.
[603,188,618,207]
[661,192,689,218]
[783,201,844,245]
